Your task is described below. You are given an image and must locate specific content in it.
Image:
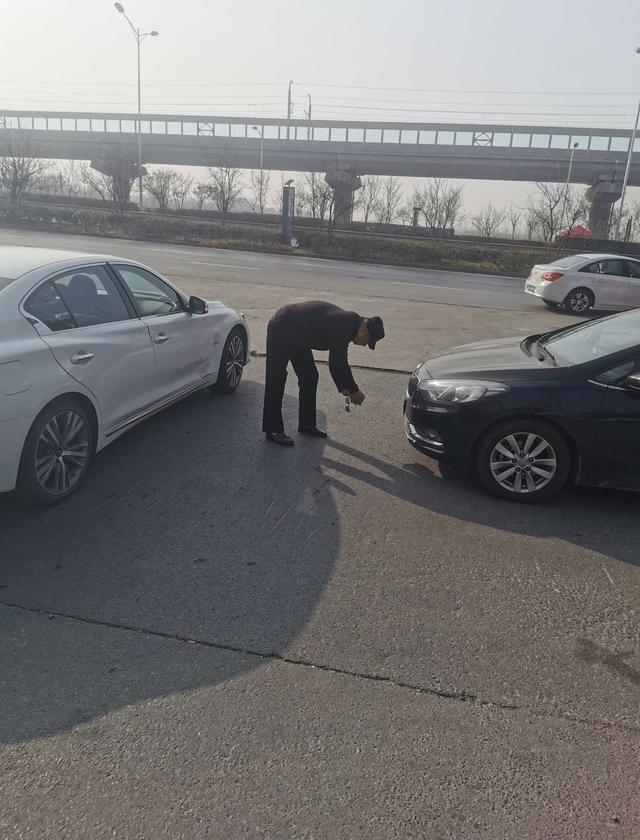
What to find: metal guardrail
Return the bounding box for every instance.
[1,110,639,154]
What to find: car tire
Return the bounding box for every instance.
[563,287,594,315]
[212,327,246,394]
[16,398,93,506]
[475,419,571,503]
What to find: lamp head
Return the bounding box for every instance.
[114,2,125,12]
[150,30,159,36]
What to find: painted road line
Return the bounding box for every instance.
[189,261,262,271]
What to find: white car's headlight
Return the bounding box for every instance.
[417,380,508,403]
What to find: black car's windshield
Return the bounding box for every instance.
[541,310,640,365]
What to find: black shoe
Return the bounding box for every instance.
[298,425,328,438]
[266,432,294,447]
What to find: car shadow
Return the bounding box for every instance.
[321,438,640,570]
[0,378,343,744]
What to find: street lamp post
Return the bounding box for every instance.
[114,3,158,210]
[252,126,265,212]
[614,46,640,241]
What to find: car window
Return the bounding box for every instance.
[581,259,626,277]
[114,265,183,317]
[626,260,640,279]
[594,360,638,385]
[544,310,640,366]
[24,281,76,332]
[25,266,130,331]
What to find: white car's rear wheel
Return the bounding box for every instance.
[564,287,594,314]
[17,399,93,505]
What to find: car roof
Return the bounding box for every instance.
[572,253,640,261]
[0,246,116,281]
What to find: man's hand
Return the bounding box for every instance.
[344,389,365,405]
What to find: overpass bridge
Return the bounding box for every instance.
[1,109,639,236]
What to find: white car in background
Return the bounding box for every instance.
[524,253,640,315]
[0,247,249,505]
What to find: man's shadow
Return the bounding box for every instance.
[0,379,346,744]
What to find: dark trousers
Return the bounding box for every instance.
[262,322,319,433]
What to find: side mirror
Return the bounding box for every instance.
[623,373,640,392]
[188,295,208,315]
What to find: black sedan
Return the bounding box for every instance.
[404,309,640,501]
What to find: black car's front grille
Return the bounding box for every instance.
[408,373,419,396]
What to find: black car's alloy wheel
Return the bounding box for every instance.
[213,327,246,394]
[17,399,93,505]
[564,287,594,315]
[476,420,570,502]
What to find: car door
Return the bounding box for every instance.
[111,264,214,400]
[23,264,157,434]
[579,259,630,309]
[592,356,640,487]
[623,259,640,308]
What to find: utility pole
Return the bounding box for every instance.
[287,80,294,139]
[305,94,312,140]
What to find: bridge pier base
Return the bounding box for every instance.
[90,154,145,209]
[586,179,622,240]
[324,169,362,228]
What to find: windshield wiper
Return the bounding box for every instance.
[536,341,557,366]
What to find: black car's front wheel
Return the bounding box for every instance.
[475,420,571,502]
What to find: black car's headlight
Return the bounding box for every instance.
[417,380,508,404]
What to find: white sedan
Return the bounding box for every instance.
[0,246,249,505]
[524,253,640,314]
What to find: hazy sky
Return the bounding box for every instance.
[1,0,639,215]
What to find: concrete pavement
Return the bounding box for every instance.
[0,229,638,838]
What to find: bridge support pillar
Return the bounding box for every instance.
[90,154,145,209]
[586,178,622,239]
[324,169,362,228]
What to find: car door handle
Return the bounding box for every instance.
[154,334,170,344]
[70,351,94,364]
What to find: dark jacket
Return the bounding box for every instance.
[270,301,362,393]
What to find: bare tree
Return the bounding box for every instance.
[249,168,271,213]
[193,182,211,211]
[296,173,332,220]
[79,154,136,218]
[523,208,540,241]
[171,173,193,210]
[207,165,244,217]
[415,178,465,239]
[506,205,522,239]
[373,176,403,224]
[397,203,415,226]
[630,201,640,242]
[144,168,178,210]
[470,204,507,238]
[525,183,565,244]
[355,175,381,223]
[0,135,49,205]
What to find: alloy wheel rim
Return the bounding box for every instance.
[225,335,244,388]
[489,432,557,494]
[34,410,90,496]
[570,292,590,312]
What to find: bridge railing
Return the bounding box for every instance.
[1,110,638,154]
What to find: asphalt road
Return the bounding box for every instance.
[1,228,638,839]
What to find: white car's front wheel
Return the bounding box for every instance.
[17,399,93,506]
[212,327,247,394]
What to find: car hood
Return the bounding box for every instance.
[420,335,560,379]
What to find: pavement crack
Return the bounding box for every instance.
[3,600,640,736]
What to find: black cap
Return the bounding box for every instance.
[365,316,385,350]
